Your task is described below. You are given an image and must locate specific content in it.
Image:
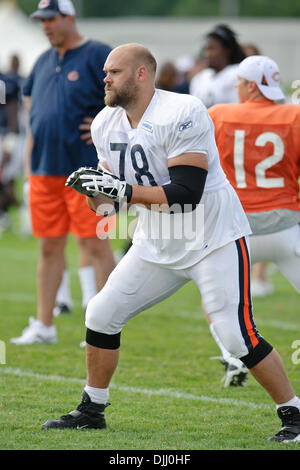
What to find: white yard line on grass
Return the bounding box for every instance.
[0,293,36,302]
[0,366,272,411]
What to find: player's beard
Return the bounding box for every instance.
[105,77,139,108]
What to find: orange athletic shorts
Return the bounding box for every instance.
[29,175,115,238]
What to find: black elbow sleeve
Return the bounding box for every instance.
[162,165,207,212]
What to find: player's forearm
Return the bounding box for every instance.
[87,194,116,214]
[130,166,208,212]
[130,185,168,210]
[70,164,207,214]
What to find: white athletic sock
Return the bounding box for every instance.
[276,396,300,411]
[56,269,72,307]
[84,385,109,405]
[209,323,232,361]
[78,266,98,308]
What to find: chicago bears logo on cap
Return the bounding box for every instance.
[272,72,280,82]
[38,0,51,8]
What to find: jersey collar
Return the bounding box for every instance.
[122,89,158,131]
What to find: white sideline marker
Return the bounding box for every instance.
[0,366,272,411]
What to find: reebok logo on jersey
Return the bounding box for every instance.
[179,120,193,132]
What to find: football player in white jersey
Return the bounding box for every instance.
[42,43,300,442]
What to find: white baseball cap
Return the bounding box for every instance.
[31,0,76,19]
[237,55,285,101]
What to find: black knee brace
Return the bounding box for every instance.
[86,328,121,349]
[240,337,273,369]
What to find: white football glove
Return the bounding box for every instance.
[66,166,132,203]
[65,167,100,197]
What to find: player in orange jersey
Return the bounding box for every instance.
[206,56,300,398]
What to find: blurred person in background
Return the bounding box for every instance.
[241,43,275,298]
[190,24,245,107]
[242,43,261,57]
[10,0,115,345]
[207,56,300,397]
[173,55,195,94]
[191,30,273,297]
[0,54,25,232]
[251,261,274,297]
[156,60,189,94]
[185,48,208,81]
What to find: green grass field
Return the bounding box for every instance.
[0,209,299,451]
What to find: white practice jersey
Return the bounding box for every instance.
[91,89,251,268]
[189,65,239,108]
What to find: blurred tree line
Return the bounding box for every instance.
[16,0,300,17]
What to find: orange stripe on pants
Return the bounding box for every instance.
[239,237,259,349]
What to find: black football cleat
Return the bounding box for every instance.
[53,303,72,317]
[41,391,109,430]
[269,406,300,442]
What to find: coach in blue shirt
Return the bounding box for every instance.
[24,13,111,175]
[11,0,116,345]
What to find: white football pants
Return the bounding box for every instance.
[250,224,300,293]
[86,237,261,359]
